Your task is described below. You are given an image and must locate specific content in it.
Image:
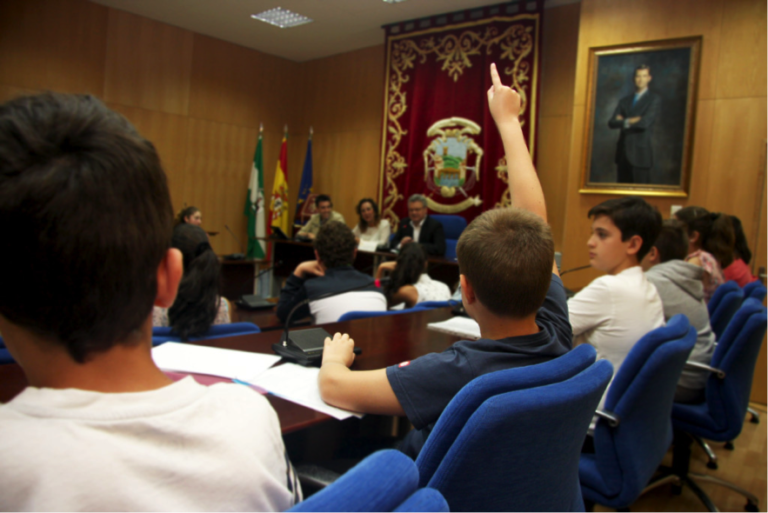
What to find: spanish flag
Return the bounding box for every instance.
[269,133,290,236]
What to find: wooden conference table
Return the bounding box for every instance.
[0,308,462,434]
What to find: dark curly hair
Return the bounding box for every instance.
[356,198,380,233]
[314,221,356,269]
[677,209,735,268]
[168,224,222,340]
[730,215,752,265]
[384,243,426,300]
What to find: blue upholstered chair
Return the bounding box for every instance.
[394,488,449,512]
[650,299,767,512]
[152,322,261,346]
[579,315,697,510]
[288,450,446,512]
[430,214,466,261]
[413,300,454,310]
[743,280,767,303]
[338,307,424,322]
[708,281,744,341]
[415,344,608,511]
[0,335,4,348]
[422,356,612,511]
[0,348,15,365]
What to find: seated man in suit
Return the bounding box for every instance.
[277,221,386,324]
[389,194,446,256]
[296,194,346,240]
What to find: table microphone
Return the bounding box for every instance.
[559,264,591,276]
[223,225,246,260]
[272,278,390,366]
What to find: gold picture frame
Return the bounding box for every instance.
[580,37,702,197]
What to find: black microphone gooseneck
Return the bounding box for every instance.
[559,265,592,276]
[223,225,246,260]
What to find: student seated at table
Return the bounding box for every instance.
[352,197,391,245]
[153,223,231,339]
[567,196,663,411]
[0,93,300,511]
[641,219,715,404]
[277,221,386,324]
[674,206,728,302]
[376,243,450,308]
[318,63,571,457]
[297,194,345,240]
[723,215,758,287]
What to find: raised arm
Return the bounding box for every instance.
[487,63,557,275]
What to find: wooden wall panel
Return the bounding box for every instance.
[188,35,300,130]
[0,85,41,104]
[540,3,581,118]
[107,104,190,212]
[715,0,767,100]
[0,0,108,95]
[537,116,572,252]
[183,118,259,255]
[104,10,193,115]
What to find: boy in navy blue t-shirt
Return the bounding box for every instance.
[318,63,571,456]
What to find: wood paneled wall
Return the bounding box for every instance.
[0,0,303,256]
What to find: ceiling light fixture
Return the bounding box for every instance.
[251,7,313,28]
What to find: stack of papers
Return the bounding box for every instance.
[152,342,280,381]
[243,364,363,421]
[427,316,482,340]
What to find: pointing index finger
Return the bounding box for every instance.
[490,62,502,88]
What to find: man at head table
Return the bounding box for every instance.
[389,194,446,256]
[296,194,345,240]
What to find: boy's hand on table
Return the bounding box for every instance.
[322,332,355,368]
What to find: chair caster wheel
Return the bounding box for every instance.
[725,441,734,450]
[707,461,718,470]
[745,502,758,512]
[672,484,683,496]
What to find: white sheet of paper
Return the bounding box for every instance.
[427,316,482,340]
[243,363,363,421]
[152,342,280,380]
[358,240,379,253]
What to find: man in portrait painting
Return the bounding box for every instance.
[608,64,660,184]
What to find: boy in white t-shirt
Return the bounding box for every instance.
[0,93,300,511]
[567,197,665,407]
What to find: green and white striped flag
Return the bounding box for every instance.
[245,129,266,259]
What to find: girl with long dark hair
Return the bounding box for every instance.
[723,215,758,286]
[153,224,230,338]
[377,243,450,308]
[175,206,202,227]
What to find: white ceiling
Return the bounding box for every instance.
[90,0,578,62]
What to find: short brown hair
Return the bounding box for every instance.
[653,220,689,263]
[314,221,356,269]
[0,93,173,363]
[457,208,554,318]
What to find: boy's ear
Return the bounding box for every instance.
[690,230,700,244]
[155,248,183,308]
[625,234,643,256]
[460,274,476,305]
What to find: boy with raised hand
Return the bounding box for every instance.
[0,93,300,511]
[642,220,715,403]
[318,63,571,457]
[567,196,664,408]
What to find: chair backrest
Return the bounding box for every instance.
[152,322,261,345]
[709,284,744,340]
[310,291,387,324]
[743,280,767,303]
[431,215,467,261]
[425,359,613,512]
[394,488,449,512]
[413,300,453,310]
[338,306,423,322]
[416,344,598,487]
[707,280,740,316]
[288,450,419,512]
[694,298,767,440]
[0,348,15,365]
[587,315,696,506]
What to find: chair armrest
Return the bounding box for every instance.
[595,409,620,427]
[296,465,342,496]
[685,360,726,379]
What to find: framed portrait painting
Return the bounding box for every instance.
[580,37,701,196]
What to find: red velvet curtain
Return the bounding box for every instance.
[378,1,543,227]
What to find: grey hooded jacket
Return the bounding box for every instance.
[646,260,716,391]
